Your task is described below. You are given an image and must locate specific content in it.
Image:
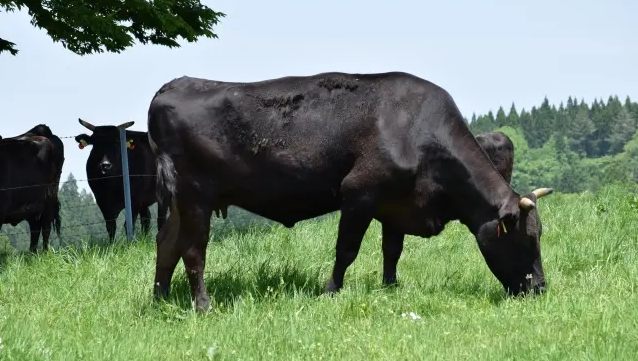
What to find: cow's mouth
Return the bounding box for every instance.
[505,276,546,297]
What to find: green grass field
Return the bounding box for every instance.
[1,185,637,360]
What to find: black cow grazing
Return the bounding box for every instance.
[75,119,168,241]
[147,72,553,312]
[475,131,515,184]
[0,124,65,252]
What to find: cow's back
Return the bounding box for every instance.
[150,72,447,166]
[0,137,56,224]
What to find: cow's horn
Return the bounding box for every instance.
[78,118,96,131]
[519,197,536,210]
[117,121,135,129]
[532,188,554,199]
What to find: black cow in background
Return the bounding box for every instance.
[476,131,515,184]
[75,118,168,241]
[0,124,64,252]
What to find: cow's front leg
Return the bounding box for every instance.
[27,218,42,253]
[324,195,374,294]
[105,218,117,241]
[381,223,405,286]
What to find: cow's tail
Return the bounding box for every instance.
[148,80,181,210]
[155,152,177,209]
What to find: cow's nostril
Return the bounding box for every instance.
[100,162,112,171]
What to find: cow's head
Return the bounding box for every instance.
[75,118,135,176]
[476,187,553,297]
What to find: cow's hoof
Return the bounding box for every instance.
[323,279,342,295]
[382,276,399,287]
[153,282,170,301]
[194,294,212,313]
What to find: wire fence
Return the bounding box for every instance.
[0,131,280,255]
[0,174,161,253]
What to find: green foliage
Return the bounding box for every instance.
[0,233,15,255]
[0,0,225,56]
[0,186,637,359]
[470,95,637,194]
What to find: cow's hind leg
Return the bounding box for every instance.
[381,223,405,286]
[97,206,119,241]
[156,198,169,233]
[325,172,375,294]
[139,207,151,235]
[177,196,213,312]
[154,203,182,301]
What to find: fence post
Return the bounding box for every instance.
[117,121,135,240]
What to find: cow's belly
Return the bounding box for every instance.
[375,199,451,238]
[4,201,45,225]
[224,186,342,227]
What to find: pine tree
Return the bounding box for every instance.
[607,107,637,155]
[506,103,519,128]
[469,114,496,134]
[607,95,623,119]
[566,96,578,119]
[555,134,568,161]
[626,96,638,123]
[487,110,495,124]
[554,102,568,135]
[495,106,507,128]
[520,109,536,146]
[589,98,609,156]
[568,106,595,156]
[534,96,554,147]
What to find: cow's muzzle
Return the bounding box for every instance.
[99,161,113,173]
[505,278,546,297]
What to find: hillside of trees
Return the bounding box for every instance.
[2,95,636,252]
[468,95,638,194]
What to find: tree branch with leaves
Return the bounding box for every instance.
[1,0,225,56]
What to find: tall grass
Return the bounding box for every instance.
[1,185,637,360]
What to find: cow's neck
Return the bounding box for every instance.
[439,126,517,234]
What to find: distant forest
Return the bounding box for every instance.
[467,95,637,194]
[2,95,637,252]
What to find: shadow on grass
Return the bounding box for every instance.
[150,260,326,315]
[368,271,509,306]
[343,268,508,303]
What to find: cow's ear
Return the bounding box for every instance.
[75,134,92,150]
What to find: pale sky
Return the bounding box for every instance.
[1,0,636,195]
